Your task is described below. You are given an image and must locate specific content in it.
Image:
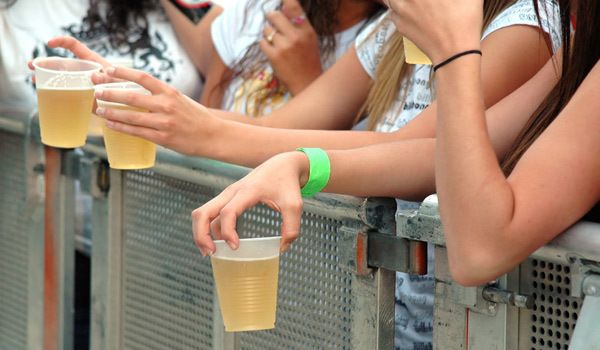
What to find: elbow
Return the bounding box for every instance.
[447,249,508,287]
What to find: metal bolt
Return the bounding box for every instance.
[585,285,597,296]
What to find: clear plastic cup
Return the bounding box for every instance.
[211,236,281,332]
[403,37,432,65]
[33,57,102,148]
[95,82,156,170]
[88,58,134,137]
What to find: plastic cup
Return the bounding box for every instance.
[33,57,102,148]
[403,37,432,65]
[95,82,156,170]
[88,59,134,137]
[211,236,281,332]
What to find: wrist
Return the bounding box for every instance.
[431,39,481,66]
[288,151,310,188]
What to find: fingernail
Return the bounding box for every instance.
[228,241,239,250]
[207,249,214,257]
[94,90,103,99]
[95,107,105,116]
[105,66,115,75]
[106,120,115,128]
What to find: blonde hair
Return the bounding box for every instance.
[359,0,518,131]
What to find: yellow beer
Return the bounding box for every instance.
[98,102,156,170]
[403,37,432,65]
[37,87,95,148]
[211,255,280,332]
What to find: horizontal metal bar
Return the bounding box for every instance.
[367,232,409,272]
[0,116,26,134]
[83,142,392,225]
[530,221,600,264]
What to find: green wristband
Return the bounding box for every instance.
[296,148,331,198]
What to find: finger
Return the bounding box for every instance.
[192,187,238,256]
[259,39,276,59]
[210,217,223,240]
[104,67,168,95]
[262,24,282,46]
[94,89,165,114]
[28,60,34,71]
[47,36,111,67]
[277,196,304,252]
[281,0,305,19]
[103,119,163,144]
[95,104,166,131]
[218,190,261,250]
[91,72,126,85]
[266,11,297,36]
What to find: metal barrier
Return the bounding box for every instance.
[81,141,399,350]
[0,112,44,350]
[2,112,598,350]
[397,195,600,350]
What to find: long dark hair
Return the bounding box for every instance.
[502,0,600,173]
[220,0,384,115]
[84,0,160,48]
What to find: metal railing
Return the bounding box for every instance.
[80,139,399,350]
[396,195,600,350]
[1,113,598,350]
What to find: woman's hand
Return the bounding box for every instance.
[191,151,309,256]
[260,0,322,95]
[28,36,112,71]
[92,67,220,156]
[386,0,484,64]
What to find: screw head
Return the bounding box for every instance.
[585,285,598,296]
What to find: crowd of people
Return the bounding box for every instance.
[1,0,599,349]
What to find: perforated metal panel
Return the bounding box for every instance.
[237,208,353,350]
[520,259,582,350]
[122,170,215,350]
[0,130,29,350]
[121,169,357,350]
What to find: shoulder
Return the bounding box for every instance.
[354,11,396,78]
[483,0,561,51]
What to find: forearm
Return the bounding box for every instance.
[435,55,517,283]
[204,119,400,167]
[209,108,264,125]
[324,140,436,199]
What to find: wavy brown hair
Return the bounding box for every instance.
[84,0,161,48]
[502,0,598,173]
[359,0,521,131]
[222,0,384,115]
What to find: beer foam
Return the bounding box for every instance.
[43,74,92,89]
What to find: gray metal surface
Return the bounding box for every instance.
[0,129,29,350]
[519,258,583,350]
[120,170,215,350]
[107,162,394,350]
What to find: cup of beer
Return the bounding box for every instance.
[94,82,156,170]
[32,57,102,148]
[88,59,134,137]
[403,37,432,65]
[211,236,281,332]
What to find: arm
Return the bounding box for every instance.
[93,22,556,167]
[159,0,224,77]
[393,0,600,286]
[189,51,561,254]
[211,22,554,131]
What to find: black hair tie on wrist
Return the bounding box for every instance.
[433,50,482,72]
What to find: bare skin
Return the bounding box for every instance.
[91,20,554,168]
[192,2,600,289]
